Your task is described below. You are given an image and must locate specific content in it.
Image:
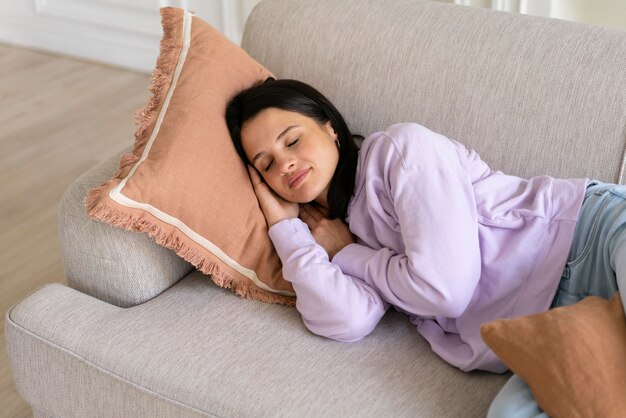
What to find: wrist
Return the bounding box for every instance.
[268,216,292,229]
[328,241,352,260]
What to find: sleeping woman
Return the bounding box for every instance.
[225,78,625,416]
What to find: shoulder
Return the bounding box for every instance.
[362,122,430,148]
[361,123,466,170]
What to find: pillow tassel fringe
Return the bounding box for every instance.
[85,7,182,216]
[85,7,296,308]
[129,7,181,178]
[85,8,181,205]
[86,199,296,307]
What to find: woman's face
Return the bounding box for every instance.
[240,107,339,207]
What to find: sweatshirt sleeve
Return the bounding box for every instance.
[268,218,389,342]
[333,124,481,318]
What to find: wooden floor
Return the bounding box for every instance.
[0,43,150,418]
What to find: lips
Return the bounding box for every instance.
[288,168,311,188]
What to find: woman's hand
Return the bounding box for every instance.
[247,165,299,228]
[299,204,356,259]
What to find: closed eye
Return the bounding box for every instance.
[263,138,300,172]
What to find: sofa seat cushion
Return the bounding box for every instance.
[6,273,509,417]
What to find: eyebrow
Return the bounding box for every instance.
[251,125,299,164]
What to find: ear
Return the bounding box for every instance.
[324,120,337,139]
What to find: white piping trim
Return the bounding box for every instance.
[109,10,295,298]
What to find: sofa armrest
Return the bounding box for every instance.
[57,148,194,307]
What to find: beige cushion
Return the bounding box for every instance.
[85,7,295,305]
[243,0,626,184]
[6,274,511,417]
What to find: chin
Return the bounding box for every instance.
[281,189,319,204]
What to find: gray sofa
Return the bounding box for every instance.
[6,0,626,417]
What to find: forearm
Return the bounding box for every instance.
[269,218,388,342]
[333,242,479,318]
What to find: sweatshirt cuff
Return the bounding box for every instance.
[268,218,316,258]
[331,243,378,282]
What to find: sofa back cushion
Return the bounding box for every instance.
[243,0,626,183]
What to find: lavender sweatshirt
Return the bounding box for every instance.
[268,123,588,373]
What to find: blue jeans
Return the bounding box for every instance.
[487,180,626,418]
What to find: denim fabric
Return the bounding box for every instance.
[550,180,626,309]
[488,180,626,418]
[487,374,549,418]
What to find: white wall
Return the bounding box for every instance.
[0,0,262,73]
[438,0,626,29]
[551,0,626,29]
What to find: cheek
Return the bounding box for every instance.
[264,174,283,192]
[317,144,339,172]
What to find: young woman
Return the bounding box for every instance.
[226,78,625,415]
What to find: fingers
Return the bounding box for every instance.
[247,165,263,187]
[300,203,326,223]
[247,165,273,201]
[299,207,316,230]
[247,165,274,208]
[316,205,330,217]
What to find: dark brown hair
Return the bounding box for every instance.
[225,78,360,220]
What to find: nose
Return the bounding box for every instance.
[277,155,296,174]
